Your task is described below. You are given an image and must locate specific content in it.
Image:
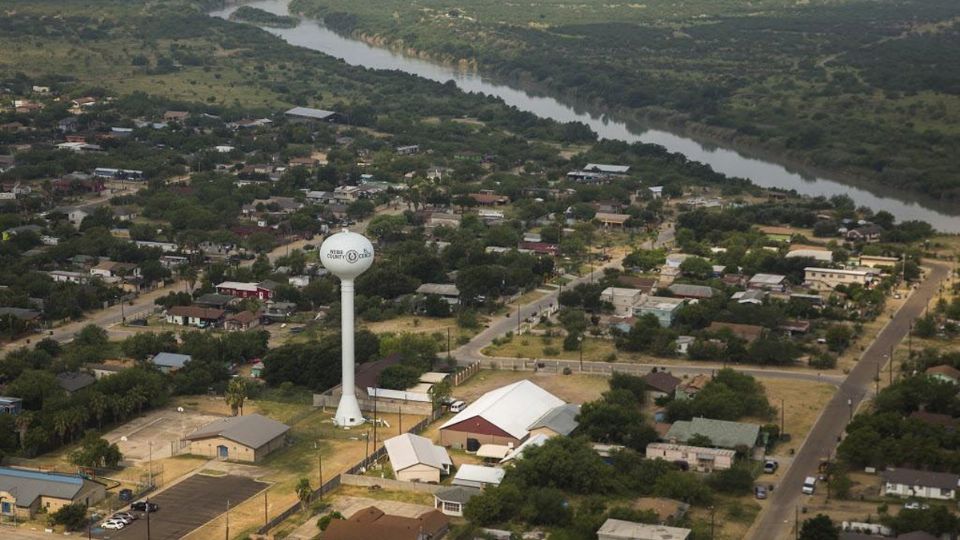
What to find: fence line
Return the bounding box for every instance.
[256,404,442,535]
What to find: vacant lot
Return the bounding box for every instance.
[103,409,225,463]
[454,369,610,405]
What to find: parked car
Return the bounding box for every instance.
[102,519,126,530]
[448,400,467,413]
[763,459,779,474]
[112,512,136,523]
[118,488,134,502]
[802,476,816,495]
[131,501,159,513]
[754,485,768,500]
[904,501,929,510]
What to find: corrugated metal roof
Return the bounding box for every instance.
[384,433,451,472]
[665,418,760,449]
[0,467,84,507]
[453,465,505,486]
[184,413,289,449]
[527,403,580,436]
[440,380,565,440]
[151,352,191,369]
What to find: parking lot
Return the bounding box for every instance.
[96,474,268,540]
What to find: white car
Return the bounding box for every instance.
[112,512,136,523]
[904,501,929,510]
[102,519,126,530]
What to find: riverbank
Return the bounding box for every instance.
[211,0,960,231]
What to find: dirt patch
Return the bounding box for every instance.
[453,369,609,404]
[103,408,225,463]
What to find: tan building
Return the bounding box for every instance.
[0,467,106,519]
[183,414,289,462]
[601,287,643,316]
[645,443,736,472]
[384,433,452,483]
[804,267,877,291]
[859,255,900,269]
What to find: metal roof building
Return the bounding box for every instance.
[0,467,106,518]
[452,464,506,489]
[665,418,760,450]
[384,433,452,483]
[183,413,289,462]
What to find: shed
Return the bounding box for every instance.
[452,465,505,489]
[384,433,452,483]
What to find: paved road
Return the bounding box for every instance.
[453,226,673,363]
[748,261,950,540]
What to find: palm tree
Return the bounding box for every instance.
[295,478,312,511]
[15,411,33,449]
[53,411,71,445]
[224,378,248,416]
[90,392,108,430]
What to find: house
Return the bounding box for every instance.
[642,372,681,399]
[786,246,833,263]
[163,111,190,122]
[90,260,139,279]
[597,519,691,540]
[165,305,225,328]
[84,362,125,379]
[633,297,685,328]
[150,352,191,373]
[859,255,899,269]
[64,207,89,227]
[452,465,506,489]
[216,281,274,300]
[416,283,460,306]
[518,242,560,256]
[48,270,89,284]
[55,372,96,395]
[675,374,710,400]
[747,273,788,292]
[384,433,452,483]
[631,498,689,525]
[324,506,449,540]
[648,186,664,199]
[183,413,289,462]
[250,361,265,379]
[0,397,22,415]
[428,212,461,228]
[284,106,341,123]
[617,276,658,294]
[527,403,580,438]
[595,212,631,228]
[439,380,568,450]
[804,267,877,291]
[779,320,812,336]
[926,365,960,385]
[732,289,767,305]
[909,410,959,431]
[601,287,643,316]
[675,335,695,355]
[757,226,796,243]
[665,417,761,450]
[646,443,736,472]
[667,284,717,300]
[846,224,883,243]
[0,467,107,519]
[264,301,297,320]
[194,293,235,310]
[882,468,960,500]
[434,486,480,517]
[708,322,765,344]
[468,193,509,206]
[584,163,630,176]
[225,311,260,332]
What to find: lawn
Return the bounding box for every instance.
[747,377,836,457]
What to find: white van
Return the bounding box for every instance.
[802,476,816,495]
[449,400,467,413]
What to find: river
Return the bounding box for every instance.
[211,0,960,233]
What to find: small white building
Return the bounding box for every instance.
[452,465,505,489]
[384,433,452,484]
[598,519,691,540]
[882,468,960,500]
[601,287,643,316]
[645,443,735,472]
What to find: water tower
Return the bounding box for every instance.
[319,229,375,426]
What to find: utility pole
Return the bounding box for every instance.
[225,500,230,540]
[516,305,521,335]
[264,491,268,527]
[446,327,451,360]
[146,497,151,540]
[365,429,370,461]
[398,404,403,435]
[317,450,324,501]
[578,335,584,372]
[710,506,715,539]
[148,441,153,489]
[780,398,785,437]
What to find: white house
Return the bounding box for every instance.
[384,433,452,484]
[882,468,960,500]
[452,465,505,489]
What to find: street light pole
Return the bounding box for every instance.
[578,336,583,372]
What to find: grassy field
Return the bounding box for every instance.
[483,333,620,362]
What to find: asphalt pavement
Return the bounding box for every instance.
[748,261,950,540]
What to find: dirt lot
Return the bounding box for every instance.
[103,408,226,463]
[451,369,611,404]
[98,474,268,540]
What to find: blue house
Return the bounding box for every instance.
[150,352,192,374]
[0,397,22,415]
